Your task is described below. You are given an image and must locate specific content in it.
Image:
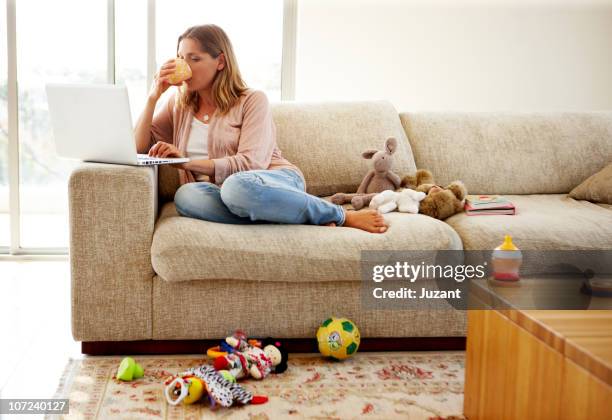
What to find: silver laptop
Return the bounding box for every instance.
[46,83,189,166]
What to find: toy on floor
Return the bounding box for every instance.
[401,169,467,220]
[116,357,144,381]
[206,330,263,359]
[331,137,402,210]
[491,235,522,281]
[317,317,360,360]
[261,337,288,374]
[164,365,268,407]
[211,331,289,380]
[369,188,427,214]
[218,370,237,383]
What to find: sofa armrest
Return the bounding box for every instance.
[68,163,156,341]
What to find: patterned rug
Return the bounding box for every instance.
[51,352,465,419]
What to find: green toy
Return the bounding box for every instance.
[116,357,144,381]
[219,370,236,383]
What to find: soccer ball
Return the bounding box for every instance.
[316,317,360,360]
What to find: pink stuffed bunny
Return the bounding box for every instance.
[330,137,402,210]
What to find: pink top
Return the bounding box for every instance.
[149,88,305,187]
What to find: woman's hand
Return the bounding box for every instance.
[149,141,182,158]
[148,59,177,102]
[149,141,187,169]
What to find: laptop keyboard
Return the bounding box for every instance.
[137,154,168,163]
[136,154,187,165]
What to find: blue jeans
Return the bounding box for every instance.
[174,168,346,226]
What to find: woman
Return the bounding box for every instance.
[134,24,387,233]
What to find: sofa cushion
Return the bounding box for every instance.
[400,112,612,195]
[151,201,461,283]
[569,162,612,204]
[445,194,612,250]
[272,101,416,197]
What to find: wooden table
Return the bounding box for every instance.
[468,276,612,310]
[464,309,612,419]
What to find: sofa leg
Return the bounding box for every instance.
[81,337,466,355]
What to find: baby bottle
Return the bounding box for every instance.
[491,235,522,281]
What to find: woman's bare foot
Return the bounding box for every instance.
[343,209,388,233]
[325,222,336,227]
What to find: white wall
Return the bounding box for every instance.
[296,0,612,112]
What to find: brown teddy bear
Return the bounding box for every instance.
[401,169,467,220]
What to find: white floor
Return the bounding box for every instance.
[0,259,80,417]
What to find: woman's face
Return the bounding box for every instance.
[177,38,225,92]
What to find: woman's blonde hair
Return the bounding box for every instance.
[176,24,248,115]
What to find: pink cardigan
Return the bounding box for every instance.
[149,88,305,187]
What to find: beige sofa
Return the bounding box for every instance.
[68,102,612,347]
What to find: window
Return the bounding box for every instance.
[0,0,8,247]
[116,0,148,123]
[16,0,107,248]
